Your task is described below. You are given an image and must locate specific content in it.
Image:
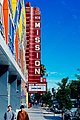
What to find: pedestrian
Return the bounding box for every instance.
[4,105,16,120]
[17,105,29,120]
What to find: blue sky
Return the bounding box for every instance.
[24,0,80,90]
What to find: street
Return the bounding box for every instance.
[26,105,62,120]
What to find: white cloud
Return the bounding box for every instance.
[47,78,61,83]
[50,72,58,75]
[47,71,66,77]
[47,71,58,75]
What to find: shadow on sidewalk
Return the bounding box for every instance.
[43,115,62,120]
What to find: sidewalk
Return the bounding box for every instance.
[16,105,62,120]
[26,105,45,120]
[25,105,62,120]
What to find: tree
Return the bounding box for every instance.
[34,93,42,103]
[52,88,55,93]
[69,80,78,99]
[42,91,52,107]
[51,88,56,100]
[40,64,47,77]
[75,68,80,80]
[69,80,80,101]
[56,77,72,109]
[74,68,80,100]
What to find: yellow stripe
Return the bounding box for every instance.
[23,1,26,28]
[12,0,17,17]
[19,11,22,41]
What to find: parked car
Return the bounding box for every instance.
[64,99,80,120]
[50,105,62,114]
[64,108,77,120]
[75,105,80,120]
[64,110,71,120]
[64,100,78,120]
[53,107,62,114]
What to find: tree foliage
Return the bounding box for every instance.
[55,69,80,109]
[70,80,80,100]
[69,80,78,99]
[40,64,47,77]
[56,77,72,109]
[71,68,80,100]
[34,93,42,103]
[42,91,52,107]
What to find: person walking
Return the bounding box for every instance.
[4,105,16,120]
[17,105,29,120]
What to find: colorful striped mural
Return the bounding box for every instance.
[0,0,28,112]
[0,0,26,75]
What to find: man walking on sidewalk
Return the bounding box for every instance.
[4,105,16,120]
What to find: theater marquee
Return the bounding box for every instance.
[28,83,47,93]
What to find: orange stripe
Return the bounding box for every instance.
[20,49,24,74]
[3,0,8,45]
[15,30,19,63]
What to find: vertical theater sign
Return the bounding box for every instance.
[34,12,40,78]
[26,2,47,93]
